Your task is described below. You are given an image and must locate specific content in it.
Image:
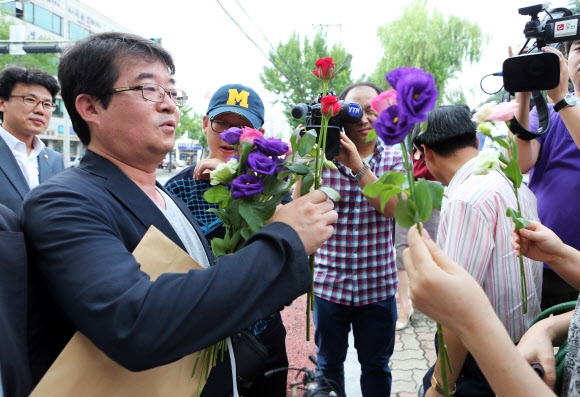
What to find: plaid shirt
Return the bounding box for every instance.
[314,142,404,306]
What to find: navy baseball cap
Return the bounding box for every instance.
[206,84,265,128]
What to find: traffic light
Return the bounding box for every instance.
[22,44,62,54]
[150,38,163,45]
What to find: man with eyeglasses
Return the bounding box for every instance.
[165,83,290,396]
[0,65,63,217]
[22,32,337,395]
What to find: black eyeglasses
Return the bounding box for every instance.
[9,95,57,112]
[210,118,247,133]
[110,83,188,107]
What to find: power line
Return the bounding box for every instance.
[234,0,309,91]
[215,0,306,98]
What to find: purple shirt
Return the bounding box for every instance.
[529,105,580,256]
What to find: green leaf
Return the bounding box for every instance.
[394,199,418,228]
[203,185,230,203]
[286,163,313,175]
[334,54,352,75]
[324,159,338,170]
[318,186,340,201]
[498,151,510,165]
[300,172,315,196]
[414,179,433,223]
[239,201,265,234]
[503,159,523,189]
[492,137,509,150]
[425,180,444,211]
[210,238,228,258]
[298,130,317,156]
[506,208,531,230]
[366,129,377,143]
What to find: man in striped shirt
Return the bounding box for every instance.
[414,105,542,397]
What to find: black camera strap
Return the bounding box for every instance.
[508,91,551,141]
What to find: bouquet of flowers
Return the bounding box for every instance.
[193,126,317,395]
[471,100,531,313]
[204,126,296,256]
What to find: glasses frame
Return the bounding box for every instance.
[209,118,247,134]
[9,95,57,112]
[110,83,188,107]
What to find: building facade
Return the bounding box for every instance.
[0,0,129,165]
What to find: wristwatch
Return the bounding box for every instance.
[351,161,370,182]
[554,93,578,112]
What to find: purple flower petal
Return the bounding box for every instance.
[254,137,289,157]
[220,127,243,145]
[386,67,424,90]
[231,174,264,199]
[247,152,277,175]
[374,105,413,145]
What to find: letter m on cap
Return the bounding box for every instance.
[226,89,250,109]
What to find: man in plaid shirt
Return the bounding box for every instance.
[312,82,404,397]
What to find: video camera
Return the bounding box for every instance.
[291,92,363,159]
[502,3,580,92]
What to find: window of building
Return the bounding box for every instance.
[53,98,64,118]
[24,3,62,36]
[0,1,15,15]
[68,22,90,40]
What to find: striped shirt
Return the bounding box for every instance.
[438,158,542,342]
[313,142,404,306]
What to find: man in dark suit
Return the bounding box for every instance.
[0,66,63,216]
[22,32,338,391]
[0,203,33,397]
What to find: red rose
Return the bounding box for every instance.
[321,95,342,117]
[312,57,336,81]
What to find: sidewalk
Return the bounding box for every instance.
[283,294,437,397]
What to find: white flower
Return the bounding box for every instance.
[472,102,497,125]
[209,158,239,185]
[473,148,501,175]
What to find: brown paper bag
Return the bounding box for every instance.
[31,226,211,397]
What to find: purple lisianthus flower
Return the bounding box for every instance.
[385,67,424,89]
[220,127,243,145]
[254,137,289,157]
[247,152,277,175]
[389,68,438,123]
[374,105,413,145]
[231,174,264,199]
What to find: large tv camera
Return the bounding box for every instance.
[291,92,363,159]
[502,3,579,92]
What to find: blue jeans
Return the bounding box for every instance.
[313,295,396,397]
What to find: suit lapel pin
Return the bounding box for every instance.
[44,154,48,159]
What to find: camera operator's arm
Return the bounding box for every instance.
[507,45,541,173]
[511,91,541,173]
[544,44,580,150]
[335,132,397,218]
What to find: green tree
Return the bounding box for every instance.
[260,30,353,126]
[567,1,580,14]
[0,12,60,74]
[176,105,206,149]
[371,0,486,104]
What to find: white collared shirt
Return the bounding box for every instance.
[0,126,45,189]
